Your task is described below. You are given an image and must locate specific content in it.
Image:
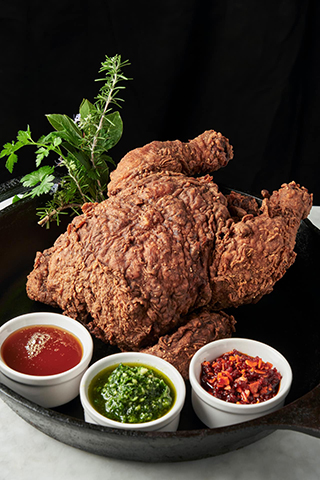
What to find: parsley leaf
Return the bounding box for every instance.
[6,152,18,173]
[21,166,55,197]
[16,126,32,144]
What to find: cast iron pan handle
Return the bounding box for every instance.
[248,384,320,437]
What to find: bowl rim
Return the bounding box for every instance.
[80,351,186,430]
[189,337,293,413]
[0,312,93,385]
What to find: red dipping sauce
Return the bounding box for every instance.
[1,325,83,376]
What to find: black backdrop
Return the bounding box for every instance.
[1,0,319,203]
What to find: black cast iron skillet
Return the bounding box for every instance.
[0,180,319,462]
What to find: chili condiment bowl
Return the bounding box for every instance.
[0,312,93,408]
[80,352,186,432]
[189,337,293,428]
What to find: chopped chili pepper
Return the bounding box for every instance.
[200,349,282,404]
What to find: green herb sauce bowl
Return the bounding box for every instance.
[79,352,186,431]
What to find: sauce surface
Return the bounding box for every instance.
[89,363,175,423]
[1,325,83,376]
[200,349,282,404]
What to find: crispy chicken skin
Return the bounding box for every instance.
[210,181,312,310]
[26,130,312,376]
[107,130,233,195]
[142,309,236,379]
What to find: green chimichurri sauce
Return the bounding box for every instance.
[88,363,175,423]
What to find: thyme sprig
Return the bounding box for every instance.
[0,54,130,227]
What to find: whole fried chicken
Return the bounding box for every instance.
[26,130,312,377]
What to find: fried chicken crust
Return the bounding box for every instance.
[26,130,312,364]
[108,130,233,195]
[142,309,236,379]
[210,182,312,310]
[27,131,233,351]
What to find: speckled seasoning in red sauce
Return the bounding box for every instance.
[200,349,282,404]
[1,325,83,376]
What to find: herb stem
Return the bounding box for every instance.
[65,166,87,204]
[90,61,121,201]
[38,203,82,227]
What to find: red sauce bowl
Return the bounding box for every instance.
[0,312,93,408]
[189,338,292,428]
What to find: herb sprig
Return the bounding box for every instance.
[0,54,130,227]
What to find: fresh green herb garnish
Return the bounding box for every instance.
[0,54,130,227]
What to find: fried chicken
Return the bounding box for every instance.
[26,130,312,377]
[210,182,312,310]
[142,309,236,379]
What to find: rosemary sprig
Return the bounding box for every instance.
[0,54,130,227]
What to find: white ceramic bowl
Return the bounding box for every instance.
[80,352,186,432]
[189,337,292,428]
[0,312,93,408]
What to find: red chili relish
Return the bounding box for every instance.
[1,325,83,376]
[200,349,282,404]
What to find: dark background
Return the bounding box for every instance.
[1,0,319,203]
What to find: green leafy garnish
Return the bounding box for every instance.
[0,54,130,227]
[21,166,55,197]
